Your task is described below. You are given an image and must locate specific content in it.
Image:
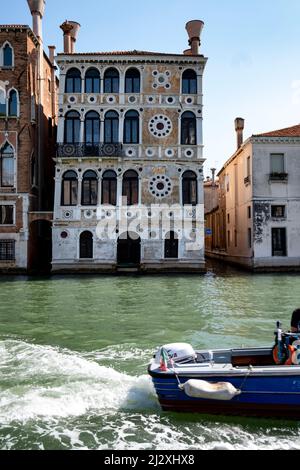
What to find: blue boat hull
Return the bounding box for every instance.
[150,372,300,419]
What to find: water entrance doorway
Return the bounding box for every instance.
[117,232,141,268]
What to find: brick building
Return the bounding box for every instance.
[52,20,207,273]
[0,0,58,273]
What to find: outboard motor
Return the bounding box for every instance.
[155,343,197,365]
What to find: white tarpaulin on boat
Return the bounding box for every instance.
[180,380,241,401]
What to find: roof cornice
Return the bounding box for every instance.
[251,136,300,144]
[0,24,39,47]
[56,53,208,67]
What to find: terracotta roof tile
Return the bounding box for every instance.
[254,124,300,138]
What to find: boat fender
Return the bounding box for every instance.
[179,379,241,401]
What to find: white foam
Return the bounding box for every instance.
[0,339,157,424]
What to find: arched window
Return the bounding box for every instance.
[104,111,119,143]
[8,90,18,116]
[85,68,100,93]
[65,68,81,93]
[125,68,140,93]
[165,231,179,259]
[123,110,139,144]
[102,170,117,206]
[182,69,197,94]
[84,111,100,144]
[181,111,197,145]
[122,170,138,206]
[1,143,14,187]
[0,88,6,116]
[64,111,80,143]
[82,170,98,206]
[3,43,13,67]
[182,171,198,206]
[61,170,78,206]
[80,231,93,259]
[104,68,119,93]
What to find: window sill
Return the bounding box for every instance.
[271,217,287,221]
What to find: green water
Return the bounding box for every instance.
[1,266,300,450]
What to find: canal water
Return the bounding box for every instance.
[1,264,300,450]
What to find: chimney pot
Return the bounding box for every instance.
[60,20,80,54]
[27,0,46,39]
[68,21,81,53]
[185,20,204,55]
[235,117,245,149]
[211,168,216,185]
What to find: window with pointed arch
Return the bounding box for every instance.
[80,231,93,259]
[0,143,14,187]
[104,111,119,143]
[165,231,179,259]
[104,68,119,93]
[182,69,197,94]
[84,111,100,144]
[125,68,140,93]
[64,111,81,143]
[61,170,78,206]
[85,68,100,93]
[3,43,13,67]
[123,110,139,144]
[0,88,6,116]
[65,68,81,93]
[181,111,197,145]
[82,170,98,206]
[102,170,117,206]
[8,90,18,117]
[182,170,198,206]
[122,170,139,206]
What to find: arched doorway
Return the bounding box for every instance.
[165,231,179,259]
[117,232,141,266]
[29,220,52,274]
[80,231,93,259]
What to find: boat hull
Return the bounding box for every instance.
[150,371,300,419]
[159,399,300,419]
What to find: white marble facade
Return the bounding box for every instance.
[52,50,207,273]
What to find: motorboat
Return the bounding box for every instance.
[148,323,300,419]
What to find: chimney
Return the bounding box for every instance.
[68,21,81,53]
[235,117,245,149]
[211,168,216,185]
[60,21,80,54]
[27,0,46,40]
[48,45,56,65]
[185,20,204,55]
[60,21,73,54]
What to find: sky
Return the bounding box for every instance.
[2,0,300,175]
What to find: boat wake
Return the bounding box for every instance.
[0,339,158,425]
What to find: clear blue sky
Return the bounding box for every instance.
[3,0,300,175]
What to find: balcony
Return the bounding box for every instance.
[269,172,288,182]
[56,143,123,159]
